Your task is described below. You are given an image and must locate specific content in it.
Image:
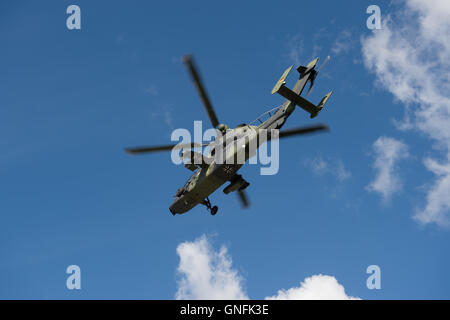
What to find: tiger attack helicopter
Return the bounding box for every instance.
[125,55,333,216]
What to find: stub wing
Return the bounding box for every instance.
[223,174,250,209]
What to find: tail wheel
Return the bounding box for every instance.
[211,206,218,216]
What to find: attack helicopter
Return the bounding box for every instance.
[125,55,333,215]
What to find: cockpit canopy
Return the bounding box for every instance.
[249,105,283,126]
[182,169,200,191]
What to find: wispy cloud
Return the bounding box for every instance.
[163,107,173,128]
[366,136,409,202]
[303,156,351,182]
[116,32,125,43]
[415,158,450,226]
[331,30,352,55]
[361,0,450,226]
[284,34,304,65]
[175,235,358,300]
[142,84,175,130]
[149,103,174,130]
[144,84,159,96]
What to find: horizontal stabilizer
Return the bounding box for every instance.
[271,61,332,119]
[310,91,332,118]
[272,84,332,118]
[271,66,293,94]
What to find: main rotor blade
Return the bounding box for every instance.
[307,56,330,97]
[237,189,250,208]
[125,142,205,155]
[317,55,331,73]
[306,77,315,97]
[183,55,220,128]
[278,124,329,139]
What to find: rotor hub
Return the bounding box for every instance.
[217,123,229,134]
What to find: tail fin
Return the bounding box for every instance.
[271,58,332,118]
[294,57,319,95]
[310,91,333,118]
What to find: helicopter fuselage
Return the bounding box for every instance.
[169,101,296,215]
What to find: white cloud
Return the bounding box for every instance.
[366,136,409,201]
[266,274,359,300]
[175,235,358,300]
[175,235,248,300]
[414,158,450,226]
[361,0,450,226]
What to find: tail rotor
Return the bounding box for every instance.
[307,55,331,97]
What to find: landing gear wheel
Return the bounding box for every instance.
[202,197,218,215]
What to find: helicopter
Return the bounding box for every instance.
[125,55,333,216]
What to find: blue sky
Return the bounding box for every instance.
[1,0,450,299]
